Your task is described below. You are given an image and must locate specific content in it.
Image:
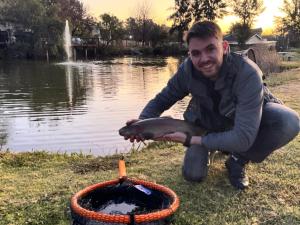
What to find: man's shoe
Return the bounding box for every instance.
[225,155,249,190]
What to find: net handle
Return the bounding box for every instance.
[119,159,127,178]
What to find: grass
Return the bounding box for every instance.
[265,67,300,87]
[1,68,300,225]
[278,51,300,72]
[280,60,300,71]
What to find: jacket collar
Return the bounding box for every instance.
[214,54,233,91]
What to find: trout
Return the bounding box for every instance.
[119,117,206,140]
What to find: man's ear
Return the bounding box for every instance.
[222,40,230,54]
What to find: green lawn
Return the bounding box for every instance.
[0,69,299,225]
[279,50,300,71]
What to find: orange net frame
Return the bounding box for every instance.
[70,160,180,224]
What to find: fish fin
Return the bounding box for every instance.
[130,142,137,152]
[130,140,147,152]
[135,142,142,151]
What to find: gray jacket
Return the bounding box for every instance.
[139,53,281,153]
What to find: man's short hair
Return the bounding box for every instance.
[184,21,223,44]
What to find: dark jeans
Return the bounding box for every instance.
[182,103,300,182]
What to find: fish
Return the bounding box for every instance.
[119,117,206,140]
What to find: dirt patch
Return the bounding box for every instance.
[271,77,300,110]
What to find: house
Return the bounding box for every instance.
[224,28,276,50]
[0,22,15,46]
[0,21,33,46]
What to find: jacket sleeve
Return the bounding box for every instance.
[202,64,264,152]
[139,64,189,119]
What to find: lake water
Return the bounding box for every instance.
[0,57,189,155]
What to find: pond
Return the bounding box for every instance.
[0,57,190,155]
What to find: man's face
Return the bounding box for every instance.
[188,36,228,80]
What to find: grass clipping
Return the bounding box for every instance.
[0,72,300,225]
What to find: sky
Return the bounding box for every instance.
[80,0,284,34]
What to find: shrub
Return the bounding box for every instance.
[252,45,281,75]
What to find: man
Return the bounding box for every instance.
[125,21,299,190]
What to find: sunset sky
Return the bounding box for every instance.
[80,0,284,34]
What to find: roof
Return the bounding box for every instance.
[224,28,275,45]
[223,34,236,42]
[246,34,263,44]
[250,28,263,36]
[224,28,264,44]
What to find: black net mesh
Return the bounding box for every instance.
[71,181,174,225]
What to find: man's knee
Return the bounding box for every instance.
[263,103,299,140]
[242,105,299,163]
[283,108,300,138]
[182,145,209,182]
[182,166,207,182]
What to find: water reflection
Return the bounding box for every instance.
[66,65,73,106]
[0,57,188,155]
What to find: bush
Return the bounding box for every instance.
[6,42,33,59]
[153,43,188,56]
[139,46,153,55]
[98,46,126,56]
[290,48,300,54]
[252,45,281,75]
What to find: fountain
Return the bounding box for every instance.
[64,20,72,61]
[59,20,89,65]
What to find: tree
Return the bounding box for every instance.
[1,0,44,29]
[168,0,192,43]
[229,23,252,48]
[0,0,63,56]
[168,0,228,42]
[71,16,96,38]
[43,0,96,37]
[231,0,265,27]
[126,17,140,43]
[135,0,152,46]
[98,13,124,46]
[125,17,167,47]
[191,0,227,21]
[124,2,153,46]
[228,0,264,48]
[276,0,300,47]
[144,20,168,47]
[0,0,97,58]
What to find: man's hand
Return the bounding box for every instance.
[126,119,139,126]
[124,119,144,143]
